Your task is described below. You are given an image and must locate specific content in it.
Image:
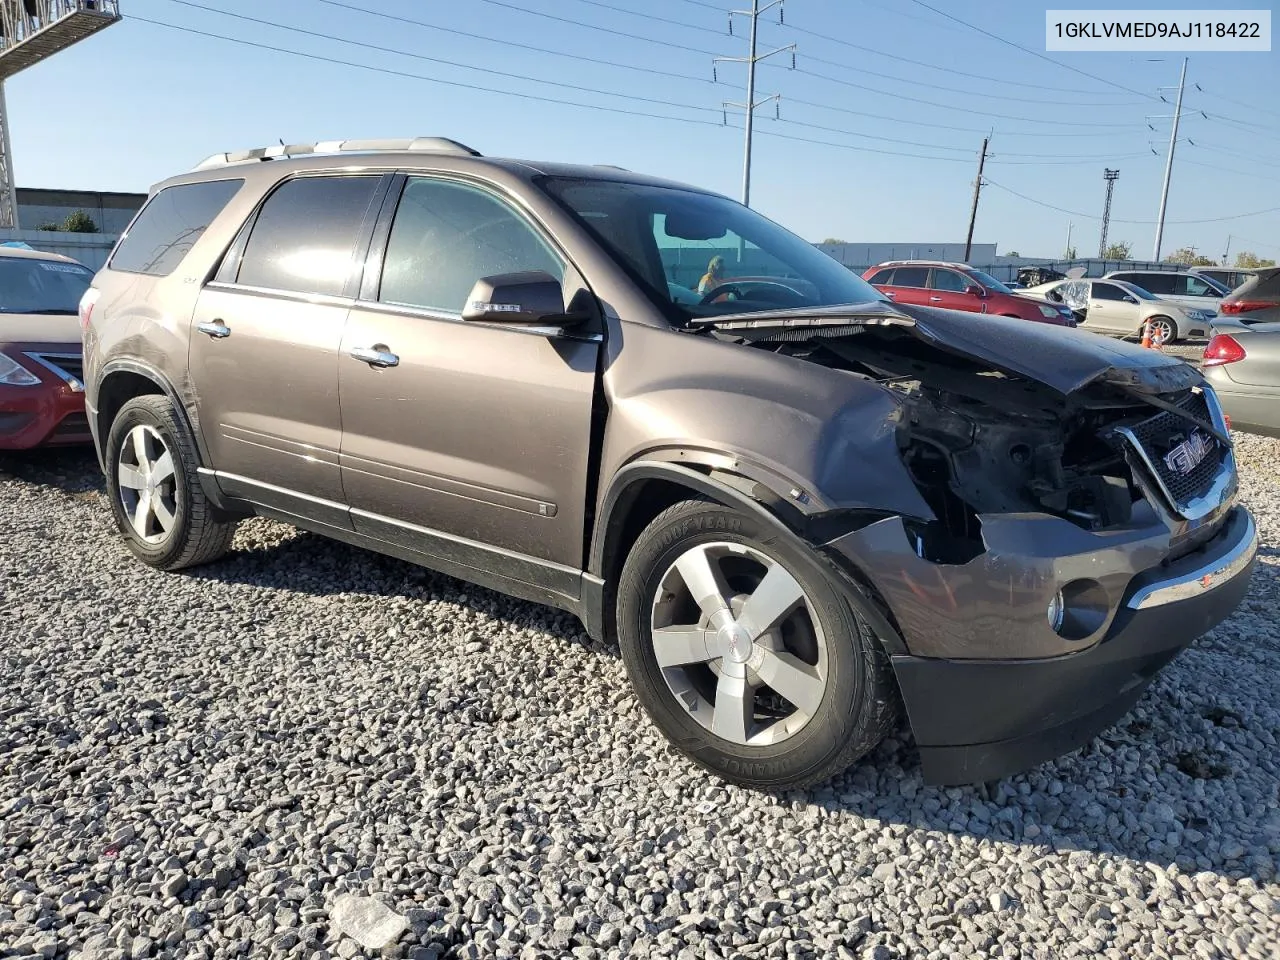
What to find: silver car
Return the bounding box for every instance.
[1203,324,1280,438]
[1025,277,1216,342]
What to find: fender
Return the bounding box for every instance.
[587,459,908,655]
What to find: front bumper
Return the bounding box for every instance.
[886,505,1256,784]
[0,356,89,450]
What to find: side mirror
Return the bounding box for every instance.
[461,271,587,330]
[965,284,986,297]
[1124,295,1137,304]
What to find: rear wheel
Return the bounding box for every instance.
[104,395,237,570]
[617,499,897,790]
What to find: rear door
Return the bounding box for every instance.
[188,173,388,525]
[877,265,929,306]
[338,174,601,575]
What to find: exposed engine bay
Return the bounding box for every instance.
[718,322,1227,564]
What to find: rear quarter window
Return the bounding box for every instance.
[109,179,243,277]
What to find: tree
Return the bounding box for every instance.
[820,237,846,245]
[1064,246,1077,259]
[1004,250,1021,257]
[1102,241,1132,260]
[61,210,99,233]
[1164,246,1216,266]
[35,221,62,232]
[1235,251,1276,269]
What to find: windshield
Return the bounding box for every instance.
[0,256,93,315]
[540,177,885,323]
[968,269,1014,294]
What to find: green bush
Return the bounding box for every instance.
[61,210,99,233]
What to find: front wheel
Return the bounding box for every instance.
[104,395,237,571]
[616,499,898,790]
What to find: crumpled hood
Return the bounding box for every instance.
[696,300,1202,395]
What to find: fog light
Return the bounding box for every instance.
[1047,579,1110,641]
[1047,591,1065,632]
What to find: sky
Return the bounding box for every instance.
[8,0,1279,261]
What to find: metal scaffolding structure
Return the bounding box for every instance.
[0,0,121,228]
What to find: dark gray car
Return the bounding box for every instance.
[82,139,1257,789]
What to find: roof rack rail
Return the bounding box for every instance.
[193,137,481,171]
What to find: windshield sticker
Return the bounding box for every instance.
[39,262,88,275]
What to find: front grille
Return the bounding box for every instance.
[26,353,83,387]
[1126,391,1224,508]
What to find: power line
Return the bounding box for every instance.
[314,0,714,85]
[129,16,974,164]
[131,16,727,127]
[1179,156,1280,187]
[468,0,728,58]
[789,66,1137,127]
[985,179,1280,225]
[905,0,1160,101]
[162,1,719,118]
[163,1,1154,167]
[1195,86,1280,123]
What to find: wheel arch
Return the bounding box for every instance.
[95,361,206,471]
[587,459,908,656]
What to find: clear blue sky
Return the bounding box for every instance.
[10,0,1279,260]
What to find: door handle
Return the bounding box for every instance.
[349,345,399,368]
[884,291,897,299]
[197,320,231,339]
[929,296,944,302]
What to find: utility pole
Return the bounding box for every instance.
[714,0,794,207]
[1098,168,1119,258]
[1065,222,1074,259]
[1222,235,1232,266]
[0,83,16,228]
[1152,57,1188,261]
[963,136,989,262]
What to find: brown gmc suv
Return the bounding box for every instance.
[82,138,1257,789]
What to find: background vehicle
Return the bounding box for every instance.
[1104,269,1229,315]
[1217,266,1280,325]
[1202,324,1280,437]
[862,260,1076,325]
[83,139,1253,790]
[1191,266,1257,293]
[0,247,93,449]
[1026,277,1216,342]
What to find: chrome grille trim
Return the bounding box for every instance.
[22,352,84,392]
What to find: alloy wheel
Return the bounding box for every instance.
[649,542,829,746]
[116,424,178,544]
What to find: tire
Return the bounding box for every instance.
[617,499,897,790]
[103,395,237,571]
[1148,315,1178,344]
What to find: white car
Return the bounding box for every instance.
[1024,277,1218,343]
[1103,269,1228,315]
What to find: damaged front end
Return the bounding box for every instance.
[700,305,1246,657]
[703,304,1257,783]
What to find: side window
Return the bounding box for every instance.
[236,176,381,297]
[868,269,895,285]
[1091,282,1125,301]
[928,269,968,292]
[892,266,929,288]
[1134,273,1174,295]
[1180,276,1219,297]
[109,179,243,277]
[378,178,563,314]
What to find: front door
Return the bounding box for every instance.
[1084,281,1138,334]
[338,175,600,580]
[926,267,980,313]
[188,173,386,524]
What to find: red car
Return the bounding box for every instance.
[0,247,94,449]
[862,260,1077,326]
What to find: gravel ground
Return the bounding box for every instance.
[1,436,1278,960]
